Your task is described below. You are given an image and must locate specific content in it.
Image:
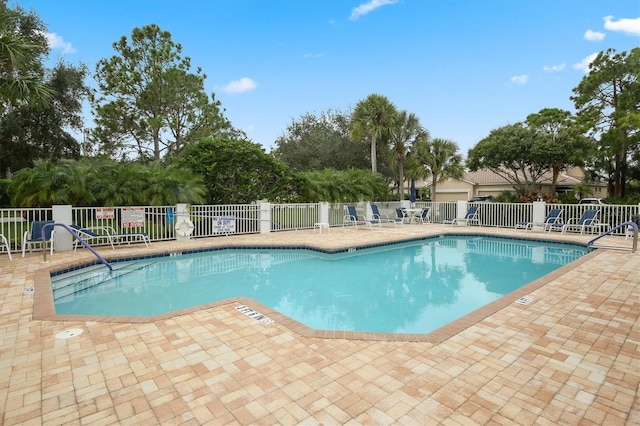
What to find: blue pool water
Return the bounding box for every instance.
[52,236,587,334]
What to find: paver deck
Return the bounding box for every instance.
[1,225,638,425]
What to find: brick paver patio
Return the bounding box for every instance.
[1,225,638,425]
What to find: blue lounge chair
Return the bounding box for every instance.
[1,233,12,260]
[516,208,564,232]
[70,225,116,250]
[554,209,600,234]
[415,206,431,224]
[395,208,410,224]
[344,205,380,230]
[444,206,479,226]
[370,204,399,227]
[22,220,55,257]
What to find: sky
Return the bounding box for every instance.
[14,0,640,155]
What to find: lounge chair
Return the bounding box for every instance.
[553,209,600,234]
[1,234,12,260]
[395,208,410,224]
[70,225,115,250]
[370,204,399,227]
[516,208,564,232]
[415,207,431,224]
[343,205,379,230]
[444,206,480,226]
[104,226,151,247]
[22,220,55,257]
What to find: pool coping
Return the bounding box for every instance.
[33,231,596,344]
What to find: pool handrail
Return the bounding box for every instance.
[587,221,638,253]
[41,222,113,271]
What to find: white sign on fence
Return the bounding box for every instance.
[214,216,235,234]
[121,208,145,228]
[96,208,115,220]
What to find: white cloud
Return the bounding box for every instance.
[603,15,640,36]
[303,53,324,58]
[543,63,566,72]
[350,0,398,21]
[221,77,257,94]
[44,32,75,54]
[573,53,599,73]
[584,29,605,41]
[510,75,528,84]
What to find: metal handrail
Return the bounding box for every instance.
[587,221,638,253]
[42,222,113,271]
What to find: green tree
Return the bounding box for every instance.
[0,2,53,111]
[350,94,398,173]
[388,110,428,197]
[273,110,369,171]
[467,123,547,194]
[408,138,464,202]
[0,61,88,177]
[525,108,591,195]
[176,137,302,204]
[571,47,640,198]
[92,24,237,162]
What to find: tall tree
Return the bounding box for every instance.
[0,62,88,176]
[571,47,640,198]
[92,24,237,162]
[388,110,428,197]
[350,94,398,174]
[273,110,369,171]
[408,137,464,202]
[525,108,591,195]
[0,2,53,111]
[467,123,548,194]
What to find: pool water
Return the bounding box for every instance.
[51,236,587,334]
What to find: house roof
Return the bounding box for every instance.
[464,169,583,186]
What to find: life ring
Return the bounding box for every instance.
[174,218,194,237]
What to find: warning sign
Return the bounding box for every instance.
[121,208,145,228]
[96,208,115,220]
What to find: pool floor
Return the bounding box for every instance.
[6,225,640,424]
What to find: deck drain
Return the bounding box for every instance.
[22,287,34,295]
[515,295,535,305]
[55,328,84,339]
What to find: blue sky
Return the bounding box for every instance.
[15,0,640,155]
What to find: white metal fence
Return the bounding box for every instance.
[1,201,638,253]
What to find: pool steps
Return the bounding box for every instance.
[51,261,154,301]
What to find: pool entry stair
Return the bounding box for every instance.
[42,222,112,270]
[51,261,154,302]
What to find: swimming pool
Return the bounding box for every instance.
[50,236,587,334]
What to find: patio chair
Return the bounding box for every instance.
[444,206,479,226]
[103,226,151,247]
[395,208,410,224]
[515,208,564,232]
[370,204,398,227]
[1,233,12,260]
[22,220,55,257]
[344,205,378,230]
[415,206,431,224]
[554,209,600,234]
[70,225,115,250]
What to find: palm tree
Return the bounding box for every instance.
[350,94,398,174]
[408,138,464,202]
[388,110,429,198]
[0,6,53,110]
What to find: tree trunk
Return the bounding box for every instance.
[370,134,377,174]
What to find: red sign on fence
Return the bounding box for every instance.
[96,208,115,220]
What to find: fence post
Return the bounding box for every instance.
[52,205,73,252]
[456,201,468,219]
[260,202,271,234]
[175,203,191,241]
[532,201,547,231]
[319,202,330,224]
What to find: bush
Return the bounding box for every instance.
[519,191,558,203]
